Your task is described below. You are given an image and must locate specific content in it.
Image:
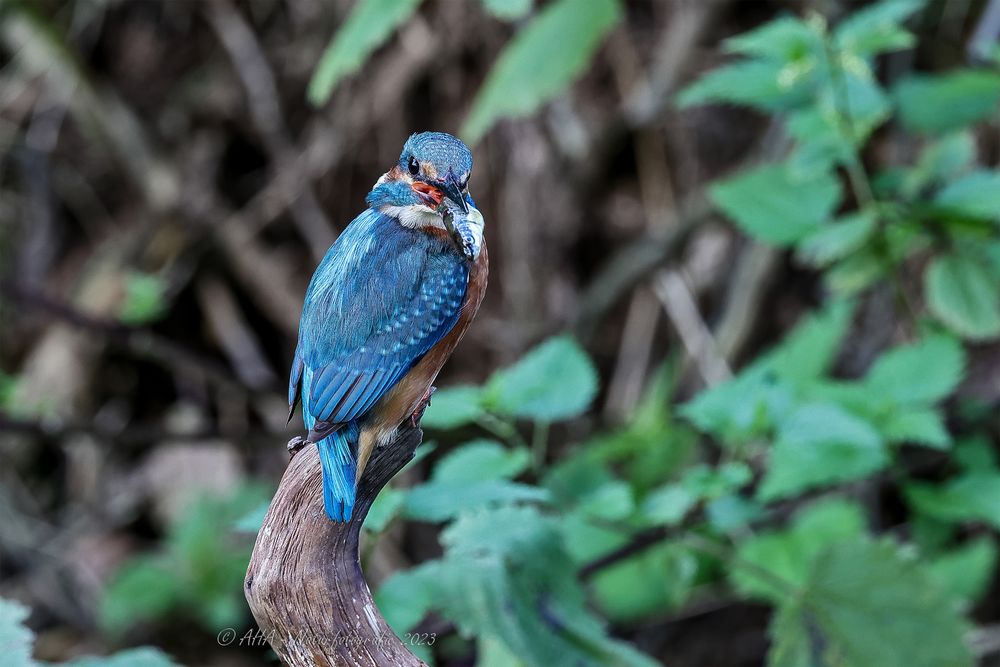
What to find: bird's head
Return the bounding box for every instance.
[367,131,484,261]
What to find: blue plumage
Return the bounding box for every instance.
[290,208,469,520]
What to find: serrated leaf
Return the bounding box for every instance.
[864,335,965,404]
[926,253,1000,340]
[432,440,530,483]
[420,385,484,430]
[575,480,635,521]
[894,70,1000,134]
[724,16,820,60]
[881,407,951,449]
[901,132,976,197]
[796,211,877,267]
[0,598,34,667]
[935,170,1000,220]
[307,0,423,105]
[833,0,922,57]
[640,484,696,526]
[905,473,1000,530]
[710,162,842,245]
[677,60,810,111]
[768,539,972,667]
[482,0,533,21]
[591,541,697,621]
[404,480,548,522]
[760,404,887,501]
[485,335,598,421]
[462,0,619,142]
[734,499,867,602]
[767,299,855,384]
[928,537,997,607]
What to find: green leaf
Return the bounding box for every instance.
[767,299,855,384]
[404,480,548,522]
[232,500,270,533]
[796,211,877,267]
[376,563,440,633]
[639,484,696,526]
[935,170,1000,220]
[0,598,34,667]
[482,0,533,21]
[905,473,1000,530]
[420,385,484,430]
[881,407,951,449]
[677,60,810,112]
[485,335,598,421]
[768,539,972,667]
[462,0,619,142]
[100,558,179,633]
[591,541,697,621]
[734,499,867,602]
[62,649,180,667]
[364,485,406,533]
[119,272,167,325]
[894,70,1000,134]
[760,404,887,501]
[926,253,1000,340]
[901,132,975,197]
[430,506,659,666]
[724,16,819,60]
[928,537,997,606]
[709,162,842,245]
[432,440,530,483]
[833,0,922,57]
[307,0,423,105]
[864,335,965,404]
[575,480,635,521]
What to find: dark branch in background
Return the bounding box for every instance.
[245,426,426,667]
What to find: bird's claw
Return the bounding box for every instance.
[287,435,308,458]
[409,386,436,427]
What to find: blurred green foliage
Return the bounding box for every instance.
[100,485,269,636]
[0,598,179,667]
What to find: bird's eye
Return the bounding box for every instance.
[407,156,420,176]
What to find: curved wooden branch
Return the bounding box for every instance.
[245,426,426,667]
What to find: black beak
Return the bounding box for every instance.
[441,176,469,214]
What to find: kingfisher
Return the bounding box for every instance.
[287,132,488,522]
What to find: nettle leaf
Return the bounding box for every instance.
[429,506,659,667]
[724,16,820,60]
[893,70,1000,134]
[119,272,168,325]
[364,485,406,533]
[420,385,484,430]
[308,0,423,105]
[905,473,1000,530]
[677,59,810,112]
[796,211,876,267]
[935,170,1000,220]
[733,499,866,602]
[864,335,965,405]
[404,481,547,522]
[928,536,998,607]
[485,335,598,421]
[462,0,619,142]
[760,403,887,501]
[768,539,972,667]
[432,440,530,483]
[901,132,975,197]
[640,484,697,526]
[766,299,855,384]
[926,253,1000,340]
[881,407,951,449]
[376,562,440,633]
[833,0,922,57]
[0,598,34,667]
[709,161,842,245]
[482,0,533,21]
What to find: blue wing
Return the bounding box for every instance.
[289,209,468,428]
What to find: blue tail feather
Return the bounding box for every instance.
[316,422,359,521]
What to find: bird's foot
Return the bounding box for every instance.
[409,386,437,428]
[287,435,308,458]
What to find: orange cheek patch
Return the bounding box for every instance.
[411,182,443,206]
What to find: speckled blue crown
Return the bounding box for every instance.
[399,132,473,180]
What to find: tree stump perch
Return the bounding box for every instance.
[245,426,426,667]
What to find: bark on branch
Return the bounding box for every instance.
[245,426,425,667]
